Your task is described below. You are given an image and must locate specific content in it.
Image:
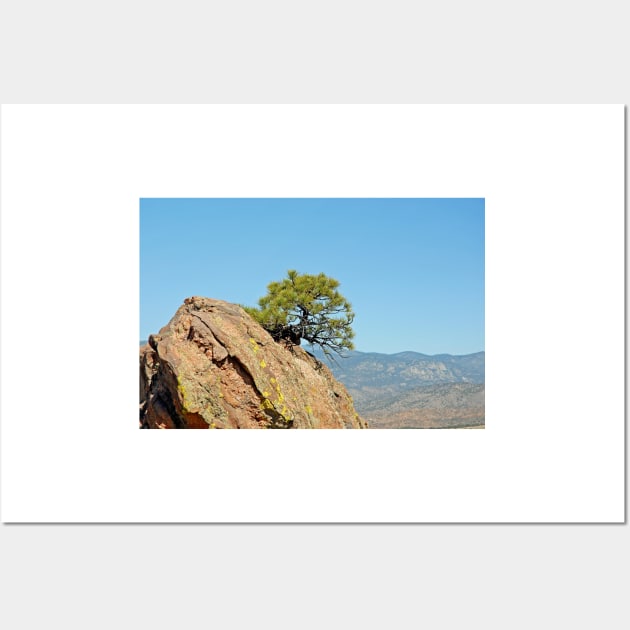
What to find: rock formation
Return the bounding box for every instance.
[140,297,367,429]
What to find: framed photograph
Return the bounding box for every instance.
[1,105,624,522]
[139,197,485,431]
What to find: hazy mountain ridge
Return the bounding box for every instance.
[313,349,483,386]
[359,382,484,429]
[310,348,485,428]
[360,382,484,414]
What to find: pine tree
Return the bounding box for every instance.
[244,270,355,358]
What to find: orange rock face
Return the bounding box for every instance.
[140,297,367,429]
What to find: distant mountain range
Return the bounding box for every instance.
[312,349,484,388]
[358,382,484,429]
[310,349,485,429]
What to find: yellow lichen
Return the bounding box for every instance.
[249,338,259,353]
[176,375,189,412]
[271,380,285,405]
[260,359,267,368]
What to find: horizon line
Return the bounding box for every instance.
[139,339,484,357]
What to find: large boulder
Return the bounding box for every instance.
[140,297,367,429]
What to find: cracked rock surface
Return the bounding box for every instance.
[140,297,367,429]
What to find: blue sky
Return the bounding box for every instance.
[140,198,484,355]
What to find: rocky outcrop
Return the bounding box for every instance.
[140,297,367,429]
